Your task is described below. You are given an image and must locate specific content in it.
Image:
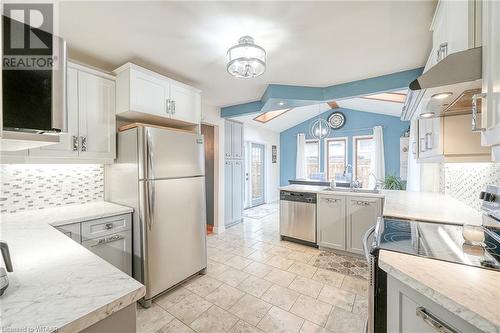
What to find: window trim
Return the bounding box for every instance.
[324,136,348,182]
[305,139,320,178]
[353,135,374,187]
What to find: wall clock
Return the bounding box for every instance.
[327,112,346,129]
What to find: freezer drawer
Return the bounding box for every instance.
[82,230,132,275]
[280,192,317,244]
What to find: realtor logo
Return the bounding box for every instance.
[2,3,56,70]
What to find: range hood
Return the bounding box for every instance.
[401,47,482,120]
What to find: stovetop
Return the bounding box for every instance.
[374,218,500,271]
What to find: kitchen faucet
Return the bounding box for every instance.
[0,241,13,296]
[343,164,352,177]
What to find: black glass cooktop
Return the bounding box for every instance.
[374,218,500,271]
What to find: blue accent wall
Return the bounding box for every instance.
[280,108,409,186]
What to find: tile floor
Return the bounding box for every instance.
[137,203,368,333]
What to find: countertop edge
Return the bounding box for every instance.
[58,285,146,333]
[379,255,498,333]
[49,207,134,227]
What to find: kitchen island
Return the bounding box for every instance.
[0,202,145,333]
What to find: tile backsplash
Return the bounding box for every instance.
[0,164,104,214]
[440,163,500,211]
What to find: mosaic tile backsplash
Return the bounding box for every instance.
[0,164,104,213]
[440,163,500,211]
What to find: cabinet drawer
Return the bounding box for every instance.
[82,230,132,275]
[82,213,132,240]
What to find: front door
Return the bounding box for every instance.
[250,143,265,207]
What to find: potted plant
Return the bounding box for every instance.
[380,174,406,190]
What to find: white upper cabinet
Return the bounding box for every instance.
[425,0,481,72]
[29,62,116,162]
[78,71,116,159]
[480,0,500,156]
[114,63,201,126]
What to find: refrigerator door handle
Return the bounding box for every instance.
[146,128,154,179]
[145,180,155,230]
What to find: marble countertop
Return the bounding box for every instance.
[0,202,145,333]
[279,185,482,225]
[1,201,134,226]
[379,250,500,333]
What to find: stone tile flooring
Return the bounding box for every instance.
[137,203,368,333]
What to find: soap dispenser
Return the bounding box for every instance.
[0,241,13,296]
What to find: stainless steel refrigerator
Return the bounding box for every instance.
[106,125,207,307]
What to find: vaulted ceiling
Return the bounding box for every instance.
[59,1,436,108]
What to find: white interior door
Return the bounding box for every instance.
[250,143,265,207]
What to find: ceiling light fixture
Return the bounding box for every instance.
[227,36,266,79]
[420,111,435,118]
[310,104,330,140]
[431,92,453,100]
[277,101,286,106]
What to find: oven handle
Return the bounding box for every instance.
[363,225,376,263]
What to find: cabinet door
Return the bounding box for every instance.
[232,122,244,159]
[78,71,116,159]
[387,275,483,333]
[346,197,381,255]
[170,83,201,124]
[317,195,346,250]
[82,230,132,275]
[129,69,169,117]
[232,160,244,222]
[481,0,500,148]
[29,67,80,158]
[56,223,81,243]
[224,121,233,158]
[224,160,233,225]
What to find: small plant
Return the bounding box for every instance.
[380,174,405,190]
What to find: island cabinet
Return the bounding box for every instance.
[387,275,483,333]
[317,194,382,255]
[317,195,346,250]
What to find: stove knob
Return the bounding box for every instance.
[479,191,486,200]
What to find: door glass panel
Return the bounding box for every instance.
[250,143,265,206]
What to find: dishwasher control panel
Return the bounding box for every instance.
[280,191,317,204]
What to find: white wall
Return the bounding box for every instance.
[201,103,226,233]
[244,123,280,203]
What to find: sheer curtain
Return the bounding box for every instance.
[296,133,307,179]
[369,126,385,189]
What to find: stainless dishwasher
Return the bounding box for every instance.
[279,191,317,246]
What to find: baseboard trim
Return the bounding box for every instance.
[213,225,225,234]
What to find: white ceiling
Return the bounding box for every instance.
[59,1,435,108]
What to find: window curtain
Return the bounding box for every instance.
[296,133,307,179]
[369,126,385,189]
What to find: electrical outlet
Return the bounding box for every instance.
[62,181,72,195]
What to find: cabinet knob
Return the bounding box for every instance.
[105,223,113,230]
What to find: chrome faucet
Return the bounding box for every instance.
[343,164,352,177]
[0,241,13,296]
[369,172,381,190]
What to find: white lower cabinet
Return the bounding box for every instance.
[387,275,483,333]
[317,195,346,250]
[346,197,382,255]
[29,62,116,162]
[55,213,132,275]
[318,194,382,255]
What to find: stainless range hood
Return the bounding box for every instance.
[401,47,482,120]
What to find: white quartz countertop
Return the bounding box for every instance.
[0,202,145,333]
[279,185,482,225]
[379,250,500,333]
